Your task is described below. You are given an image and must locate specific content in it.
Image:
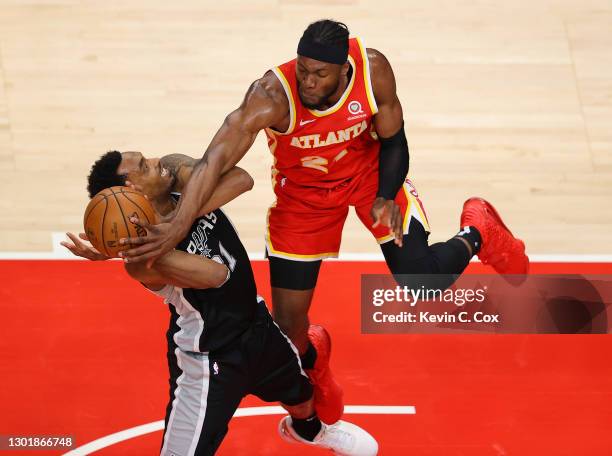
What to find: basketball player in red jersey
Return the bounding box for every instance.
[121,20,529,425]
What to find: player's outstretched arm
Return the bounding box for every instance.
[121,73,288,265]
[369,48,409,246]
[124,250,229,290]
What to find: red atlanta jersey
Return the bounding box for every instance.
[265,37,380,189]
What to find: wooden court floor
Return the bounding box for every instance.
[0,0,611,255]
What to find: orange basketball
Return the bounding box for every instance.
[83,186,157,258]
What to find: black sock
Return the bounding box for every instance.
[291,414,322,441]
[454,226,482,255]
[300,342,317,370]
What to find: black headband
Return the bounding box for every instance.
[297,36,348,65]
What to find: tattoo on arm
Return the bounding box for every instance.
[160,154,198,176]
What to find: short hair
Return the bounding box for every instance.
[86,150,126,198]
[302,19,349,48]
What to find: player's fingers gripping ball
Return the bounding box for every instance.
[83,186,157,258]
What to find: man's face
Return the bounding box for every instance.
[118,151,174,200]
[296,56,347,110]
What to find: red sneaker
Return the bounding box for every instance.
[460,197,529,274]
[306,325,344,424]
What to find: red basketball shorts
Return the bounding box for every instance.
[265,166,430,261]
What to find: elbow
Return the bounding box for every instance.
[192,264,229,289]
[242,172,255,192]
[233,166,255,193]
[124,262,148,283]
[211,264,230,288]
[124,262,140,280]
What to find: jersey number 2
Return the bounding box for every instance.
[300,149,348,174]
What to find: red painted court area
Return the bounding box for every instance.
[2,260,612,455]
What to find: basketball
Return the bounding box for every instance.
[83,186,157,258]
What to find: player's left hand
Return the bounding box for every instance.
[371,197,403,247]
[61,232,111,261]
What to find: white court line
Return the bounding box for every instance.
[0,232,610,262]
[63,405,416,455]
[0,232,612,263]
[2,250,612,262]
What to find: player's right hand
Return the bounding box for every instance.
[118,219,179,268]
[61,232,111,261]
[371,197,403,247]
[120,180,181,266]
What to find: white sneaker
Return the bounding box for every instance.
[278,416,378,456]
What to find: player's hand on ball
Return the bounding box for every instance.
[119,217,177,267]
[371,197,403,247]
[61,232,111,261]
